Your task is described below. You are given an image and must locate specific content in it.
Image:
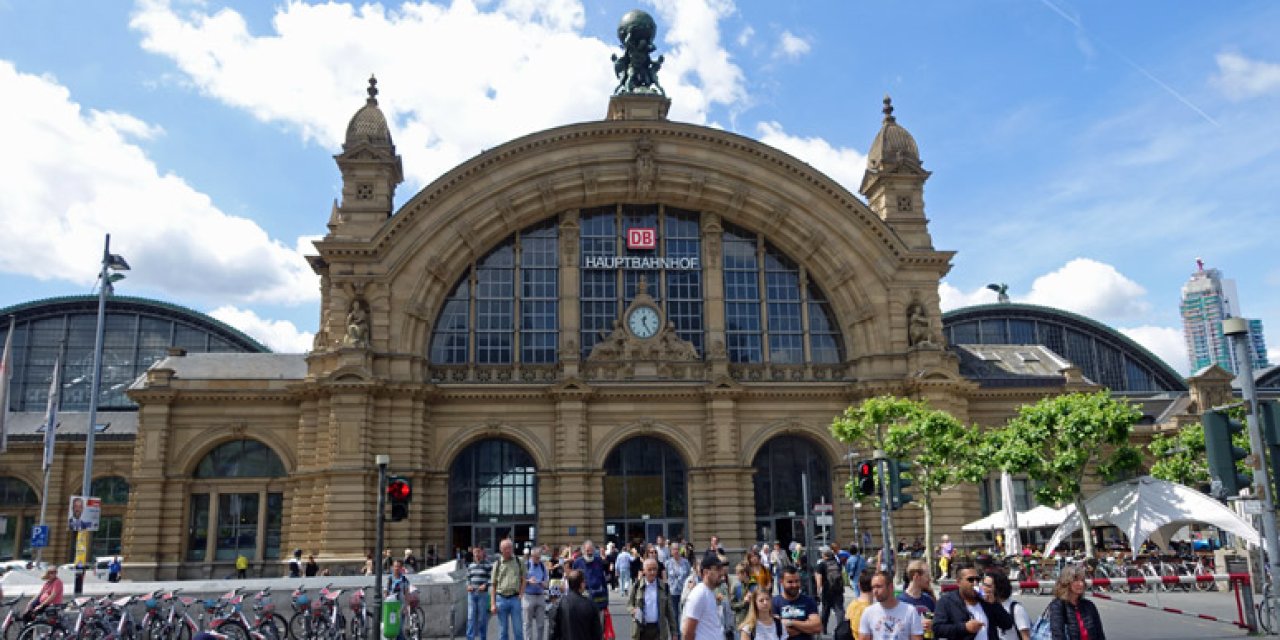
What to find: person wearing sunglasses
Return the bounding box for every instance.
[932,562,1013,639]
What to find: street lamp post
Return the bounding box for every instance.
[373,454,390,640]
[75,233,129,594]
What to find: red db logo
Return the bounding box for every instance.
[627,228,657,250]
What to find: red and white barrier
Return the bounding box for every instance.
[940,573,1254,631]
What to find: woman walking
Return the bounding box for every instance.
[1047,566,1105,640]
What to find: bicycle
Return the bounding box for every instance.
[402,584,423,640]
[248,589,285,640]
[1254,571,1274,634]
[16,604,71,640]
[345,589,369,640]
[2,596,25,640]
[205,590,252,640]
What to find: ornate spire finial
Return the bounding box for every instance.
[882,94,895,122]
[366,74,379,105]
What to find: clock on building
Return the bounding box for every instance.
[627,305,661,339]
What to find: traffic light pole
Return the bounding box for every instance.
[1225,318,1280,621]
[874,450,894,579]
[373,455,389,640]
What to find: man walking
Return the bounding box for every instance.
[572,540,609,614]
[491,539,527,640]
[844,546,867,597]
[772,567,821,640]
[617,545,634,596]
[467,546,494,640]
[630,558,677,640]
[898,560,935,639]
[665,544,691,620]
[680,556,724,640]
[523,545,549,640]
[857,570,923,640]
[932,563,1012,640]
[549,570,602,640]
[815,548,846,635]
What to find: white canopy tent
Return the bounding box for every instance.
[961,504,1066,532]
[1043,476,1262,557]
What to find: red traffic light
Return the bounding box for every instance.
[387,479,411,501]
[858,462,872,475]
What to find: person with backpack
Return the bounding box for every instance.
[981,572,1029,640]
[814,548,845,634]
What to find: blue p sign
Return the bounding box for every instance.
[31,525,49,548]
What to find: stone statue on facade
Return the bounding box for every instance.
[612,10,665,95]
[907,299,935,348]
[343,298,371,348]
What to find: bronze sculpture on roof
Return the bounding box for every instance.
[612,9,665,96]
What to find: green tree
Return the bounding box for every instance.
[831,396,989,572]
[1148,406,1251,489]
[990,391,1141,558]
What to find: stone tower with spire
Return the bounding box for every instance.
[860,96,933,250]
[329,75,404,240]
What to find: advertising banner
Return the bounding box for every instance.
[69,495,101,531]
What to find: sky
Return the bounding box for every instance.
[0,0,1277,376]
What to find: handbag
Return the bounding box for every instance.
[603,608,616,640]
[1029,603,1051,640]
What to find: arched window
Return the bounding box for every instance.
[0,477,38,560]
[723,224,844,364]
[604,436,687,547]
[430,220,560,366]
[194,439,286,478]
[752,436,831,547]
[188,439,286,564]
[449,439,537,552]
[90,476,130,558]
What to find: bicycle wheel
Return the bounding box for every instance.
[328,614,346,640]
[214,621,251,640]
[17,623,54,640]
[345,616,361,640]
[287,613,310,640]
[258,619,286,640]
[406,608,424,640]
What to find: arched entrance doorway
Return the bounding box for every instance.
[753,435,831,548]
[604,436,687,548]
[448,439,537,553]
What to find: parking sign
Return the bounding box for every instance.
[31,525,49,548]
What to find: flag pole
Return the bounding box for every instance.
[36,356,60,567]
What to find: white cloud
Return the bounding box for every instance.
[776,30,811,60]
[130,0,747,188]
[736,25,754,48]
[755,121,866,192]
[0,61,317,304]
[938,282,1002,312]
[1119,325,1188,374]
[1213,52,1280,100]
[1022,258,1150,320]
[208,305,314,353]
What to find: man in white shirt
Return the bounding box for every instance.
[681,556,725,640]
[858,570,922,640]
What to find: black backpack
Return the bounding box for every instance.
[823,560,843,591]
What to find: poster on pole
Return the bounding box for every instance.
[69,495,101,531]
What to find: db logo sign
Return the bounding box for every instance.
[627,228,657,250]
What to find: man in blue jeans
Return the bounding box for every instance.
[467,546,494,640]
[491,539,527,640]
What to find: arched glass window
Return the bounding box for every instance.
[194,439,286,478]
[449,439,537,552]
[580,205,704,358]
[604,436,687,546]
[91,477,130,505]
[722,224,844,364]
[430,220,560,365]
[752,436,831,547]
[0,477,38,560]
[188,439,286,564]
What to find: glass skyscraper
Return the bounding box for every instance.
[1180,260,1268,374]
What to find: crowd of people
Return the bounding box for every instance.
[449,535,1106,640]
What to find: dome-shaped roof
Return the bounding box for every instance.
[866,96,920,170]
[344,75,393,149]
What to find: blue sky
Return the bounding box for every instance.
[0,0,1277,374]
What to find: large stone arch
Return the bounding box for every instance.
[739,419,845,469]
[176,431,296,478]
[338,121,943,360]
[436,422,551,473]
[592,419,698,470]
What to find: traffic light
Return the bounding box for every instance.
[856,461,876,497]
[1261,401,1280,447]
[1203,409,1251,498]
[887,459,913,510]
[387,476,412,521]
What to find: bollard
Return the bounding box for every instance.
[1233,574,1258,633]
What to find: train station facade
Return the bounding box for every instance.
[4,75,1242,579]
